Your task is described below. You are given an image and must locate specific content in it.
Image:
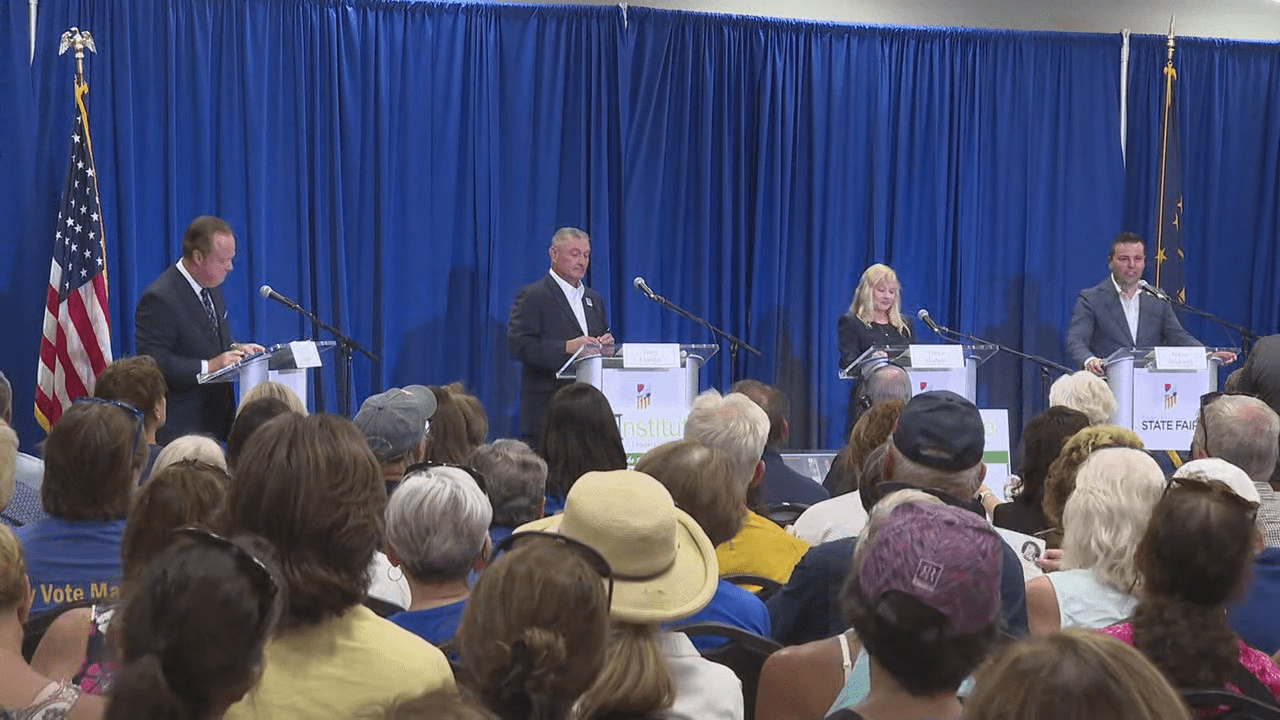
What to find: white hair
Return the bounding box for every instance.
[0,424,16,509]
[1049,371,1118,425]
[1192,395,1280,484]
[386,467,492,583]
[1061,447,1165,592]
[852,490,946,572]
[683,390,769,489]
[152,435,227,475]
[885,442,984,501]
[469,439,547,528]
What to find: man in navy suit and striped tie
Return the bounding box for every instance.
[135,216,263,443]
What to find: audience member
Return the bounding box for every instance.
[636,440,771,647]
[92,355,168,481]
[797,403,904,545]
[1099,474,1280,708]
[828,502,1003,720]
[1,420,43,527]
[32,460,231,692]
[991,406,1089,537]
[456,537,610,720]
[151,434,228,476]
[536,383,626,515]
[225,397,296,471]
[684,390,808,585]
[1039,424,1143,548]
[768,391,1029,646]
[1024,448,1163,634]
[962,629,1193,720]
[376,691,495,720]
[423,383,488,464]
[386,466,492,651]
[757,490,945,720]
[19,400,147,615]
[1191,393,1280,547]
[827,370,909,494]
[1,370,47,493]
[468,439,547,546]
[523,470,745,719]
[0,525,104,719]
[223,413,454,719]
[730,380,828,505]
[1048,370,1118,425]
[353,386,437,491]
[238,380,308,415]
[105,530,282,720]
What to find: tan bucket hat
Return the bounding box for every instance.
[517,469,719,624]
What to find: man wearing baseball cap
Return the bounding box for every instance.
[768,390,1029,646]
[353,385,437,489]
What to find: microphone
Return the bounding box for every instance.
[1137,279,1172,302]
[633,276,659,301]
[917,308,946,335]
[259,284,303,311]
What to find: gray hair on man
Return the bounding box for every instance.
[1192,394,1280,484]
[468,439,547,528]
[1049,370,1118,425]
[683,389,769,490]
[386,467,492,583]
[864,364,912,406]
[550,226,589,249]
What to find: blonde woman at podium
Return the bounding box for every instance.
[838,264,914,371]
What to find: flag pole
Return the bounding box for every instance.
[58,27,96,86]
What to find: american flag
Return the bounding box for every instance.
[35,79,111,430]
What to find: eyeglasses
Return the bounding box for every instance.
[175,526,280,636]
[403,460,489,497]
[1162,476,1260,523]
[489,530,614,608]
[74,396,145,458]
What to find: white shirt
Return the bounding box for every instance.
[549,269,589,336]
[657,631,744,720]
[1111,274,1140,344]
[791,492,869,546]
[177,259,212,374]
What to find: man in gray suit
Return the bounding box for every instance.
[1066,232,1235,375]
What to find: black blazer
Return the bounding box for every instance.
[1065,277,1199,368]
[1240,335,1280,420]
[837,312,913,371]
[135,264,236,443]
[507,273,609,439]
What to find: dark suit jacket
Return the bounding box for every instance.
[836,313,913,371]
[135,264,236,444]
[760,450,830,506]
[1239,335,1280,420]
[1065,277,1200,369]
[507,273,609,440]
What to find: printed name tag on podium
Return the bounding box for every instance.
[289,341,323,368]
[1153,346,1206,371]
[909,344,964,369]
[622,343,681,369]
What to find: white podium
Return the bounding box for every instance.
[1104,346,1234,450]
[557,343,718,459]
[198,340,336,411]
[840,344,998,403]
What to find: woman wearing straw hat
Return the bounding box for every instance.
[518,469,744,719]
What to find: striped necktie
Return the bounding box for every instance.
[200,288,219,333]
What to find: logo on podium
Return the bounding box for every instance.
[636,384,651,410]
[1164,383,1178,411]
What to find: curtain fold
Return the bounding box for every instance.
[2,0,1275,449]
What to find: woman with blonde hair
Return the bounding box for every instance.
[962,629,1192,720]
[1039,424,1143,548]
[237,380,307,416]
[151,434,228,476]
[1025,448,1164,635]
[0,525,105,718]
[838,264,913,371]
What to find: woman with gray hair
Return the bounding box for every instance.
[468,439,547,547]
[1049,370,1118,425]
[386,464,493,651]
[1025,447,1164,635]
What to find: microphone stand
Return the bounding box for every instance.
[639,289,761,388]
[1145,291,1259,353]
[932,325,1072,409]
[272,300,378,418]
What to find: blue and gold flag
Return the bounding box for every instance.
[1154,54,1184,303]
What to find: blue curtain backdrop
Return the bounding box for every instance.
[1,0,1276,453]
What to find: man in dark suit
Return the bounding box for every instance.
[507,227,612,442]
[730,379,829,506]
[135,216,263,444]
[1239,335,1280,420]
[1066,232,1235,375]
